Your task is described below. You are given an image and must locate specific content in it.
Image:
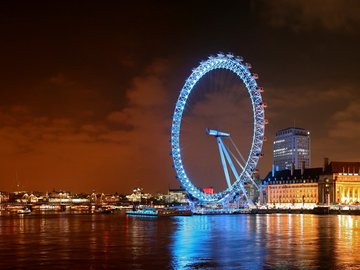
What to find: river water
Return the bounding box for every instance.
[1,212,360,269]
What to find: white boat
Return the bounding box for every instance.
[126,208,158,216]
[17,208,31,214]
[126,207,192,217]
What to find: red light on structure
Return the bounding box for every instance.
[203,187,214,194]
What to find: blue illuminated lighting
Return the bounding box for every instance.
[170,53,266,203]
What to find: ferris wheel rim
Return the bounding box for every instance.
[170,53,265,203]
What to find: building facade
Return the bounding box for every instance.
[262,166,322,208]
[273,127,311,170]
[0,192,9,203]
[320,160,360,205]
[164,188,187,204]
[262,160,360,207]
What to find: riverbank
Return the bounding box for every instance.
[250,206,360,215]
[2,203,360,216]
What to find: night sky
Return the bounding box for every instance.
[0,1,359,194]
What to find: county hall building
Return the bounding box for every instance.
[262,159,360,207]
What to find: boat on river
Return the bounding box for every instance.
[126,208,158,216]
[95,207,114,214]
[17,208,31,214]
[126,207,192,217]
[159,207,193,216]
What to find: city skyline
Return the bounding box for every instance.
[0,1,359,193]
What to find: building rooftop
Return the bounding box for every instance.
[325,161,360,174]
[263,167,323,184]
[263,161,360,185]
[275,127,309,136]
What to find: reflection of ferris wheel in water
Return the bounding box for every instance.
[170,53,267,208]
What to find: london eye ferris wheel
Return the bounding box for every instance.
[170,53,267,207]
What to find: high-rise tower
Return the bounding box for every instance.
[273,127,311,170]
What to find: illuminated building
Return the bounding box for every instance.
[262,159,360,207]
[273,127,311,170]
[0,191,9,203]
[164,188,187,204]
[262,164,322,208]
[320,160,360,205]
[126,188,152,203]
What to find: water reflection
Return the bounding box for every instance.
[171,215,266,269]
[335,215,360,268]
[1,213,360,269]
[170,214,360,269]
